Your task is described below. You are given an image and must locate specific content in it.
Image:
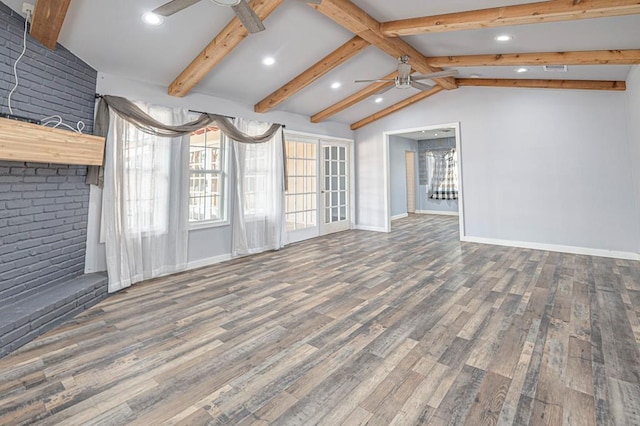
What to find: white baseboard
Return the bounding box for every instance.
[391,213,409,221]
[355,225,389,233]
[416,210,459,216]
[187,253,233,270]
[460,236,640,261]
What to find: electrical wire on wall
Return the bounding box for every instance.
[7,9,31,115]
[41,115,86,133]
[5,9,87,134]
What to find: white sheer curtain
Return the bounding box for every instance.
[232,118,286,256]
[102,103,190,293]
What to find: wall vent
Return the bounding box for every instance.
[544,65,568,72]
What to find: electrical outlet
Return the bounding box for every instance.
[22,2,34,17]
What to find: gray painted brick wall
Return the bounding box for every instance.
[0,2,98,304]
[0,2,96,127]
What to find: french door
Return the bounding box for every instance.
[320,142,350,235]
[284,134,352,243]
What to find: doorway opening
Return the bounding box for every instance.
[383,122,465,238]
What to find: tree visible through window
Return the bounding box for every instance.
[189,126,227,224]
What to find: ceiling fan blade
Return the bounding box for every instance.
[152,0,203,16]
[355,79,394,83]
[410,81,435,92]
[232,0,266,33]
[412,70,459,81]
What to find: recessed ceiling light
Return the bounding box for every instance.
[421,130,426,133]
[435,133,438,136]
[331,82,341,89]
[469,74,482,79]
[262,57,276,66]
[495,34,513,42]
[374,97,383,103]
[516,67,529,73]
[142,12,163,25]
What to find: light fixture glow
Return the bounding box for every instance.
[331,82,341,89]
[469,74,482,79]
[516,67,529,73]
[495,34,513,42]
[262,57,276,66]
[374,97,383,103]
[142,12,164,25]
[435,133,438,136]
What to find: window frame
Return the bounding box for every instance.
[188,126,231,230]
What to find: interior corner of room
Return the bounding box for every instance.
[1,0,640,423]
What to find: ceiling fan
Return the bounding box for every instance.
[355,56,458,93]
[152,0,322,34]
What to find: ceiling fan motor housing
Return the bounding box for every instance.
[396,62,412,88]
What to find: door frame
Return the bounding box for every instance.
[284,130,355,242]
[382,122,465,238]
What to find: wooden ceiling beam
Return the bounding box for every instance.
[456,78,626,91]
[30,0,72,50]
[350,86,444,130]
[311,71,397,123]
[309,0,457,90]
[254,36,370,113]
[168,0,284,97]
[426,50,640,67]
[381,0,640,37]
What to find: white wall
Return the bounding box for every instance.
[389,135,417,217]
[626,65,640,253]
[85,73,354,272]
[356,86,640,256]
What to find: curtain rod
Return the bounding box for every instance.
[96,94,285,128]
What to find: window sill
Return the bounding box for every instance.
[189,220,230,231]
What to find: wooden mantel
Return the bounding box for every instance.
[0,117,105,166]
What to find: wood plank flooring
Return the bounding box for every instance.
[1,214,640,425]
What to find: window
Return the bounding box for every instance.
[189,126,228,225]
[285,140,317,231]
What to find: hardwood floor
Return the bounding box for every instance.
[1,214,639,425]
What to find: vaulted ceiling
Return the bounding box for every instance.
[5,0,640,130]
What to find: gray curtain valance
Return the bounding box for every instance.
[87,95,284,186]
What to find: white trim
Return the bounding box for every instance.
[355,225,389,233]
[284,129,354,144]
[416,210,459,216]
[461,236,640,261]
[391,213,409,221]
[187,253,233,270]
[189,219,230,231]
[383,131,391,232]
[383,122,465,239]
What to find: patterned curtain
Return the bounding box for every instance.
[426,149,458,200]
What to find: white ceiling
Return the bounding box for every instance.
[4,0,639,127]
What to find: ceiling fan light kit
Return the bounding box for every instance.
[211,0,241,5]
